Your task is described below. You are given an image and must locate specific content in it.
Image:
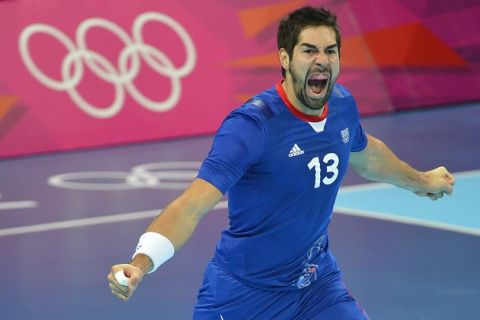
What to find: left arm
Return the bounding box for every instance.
[349,134,455,200]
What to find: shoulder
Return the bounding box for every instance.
[227,87,283,125]
[329,83,359,113]
[331,83,354,100]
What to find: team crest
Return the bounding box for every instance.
[341,128,349,144]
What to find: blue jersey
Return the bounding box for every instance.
[197,82,367,290]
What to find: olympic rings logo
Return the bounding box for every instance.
[19,12,197,119]
[47,161,201,190]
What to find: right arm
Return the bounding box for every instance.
[107,178,223,300]
[108,108,265,300]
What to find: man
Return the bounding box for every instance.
[108,6,454,319]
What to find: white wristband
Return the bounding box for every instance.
[132,232,175,274]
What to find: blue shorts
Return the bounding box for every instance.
[193,261,369,320]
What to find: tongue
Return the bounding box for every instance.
[311,82,322,94]
[309,79,324,94]
[308,74,328,95]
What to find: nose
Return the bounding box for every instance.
[313,52,329,67]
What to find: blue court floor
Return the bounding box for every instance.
[336,169,480,236]
[0,102,479,319]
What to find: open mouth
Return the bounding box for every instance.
[307,74,328,95]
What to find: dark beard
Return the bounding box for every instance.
[289,64,332,111]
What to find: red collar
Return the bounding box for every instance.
[275,82,328,123]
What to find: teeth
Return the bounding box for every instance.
[309,74,328,81]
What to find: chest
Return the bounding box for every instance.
[253,113,354,191]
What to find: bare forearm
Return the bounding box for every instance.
[130,178,223,274]
[146,197,203,251]
[128,199,201,273]
[350,135,426,191]
[350,135,454,199]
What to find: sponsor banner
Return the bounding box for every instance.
[0,0,479,157]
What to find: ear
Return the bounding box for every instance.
[279,48,290,70]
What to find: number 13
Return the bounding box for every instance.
[307,153,339,188]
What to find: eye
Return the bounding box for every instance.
[303,47,319,55]
[326,48,337,55]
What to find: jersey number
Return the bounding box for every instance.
[307,153,339,188]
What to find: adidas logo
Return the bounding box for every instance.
[288,144,304,157]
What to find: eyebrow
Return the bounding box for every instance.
[299,43,338,50]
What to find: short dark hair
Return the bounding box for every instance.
[277,6,341,77]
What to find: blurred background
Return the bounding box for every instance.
[1,0,479,158]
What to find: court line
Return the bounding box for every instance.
[335,169,480,237]
[0,201,38,210]
[0,169,477,237]
[0,201,228,237]
[339,168,480,194]
[335,206,480,237]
